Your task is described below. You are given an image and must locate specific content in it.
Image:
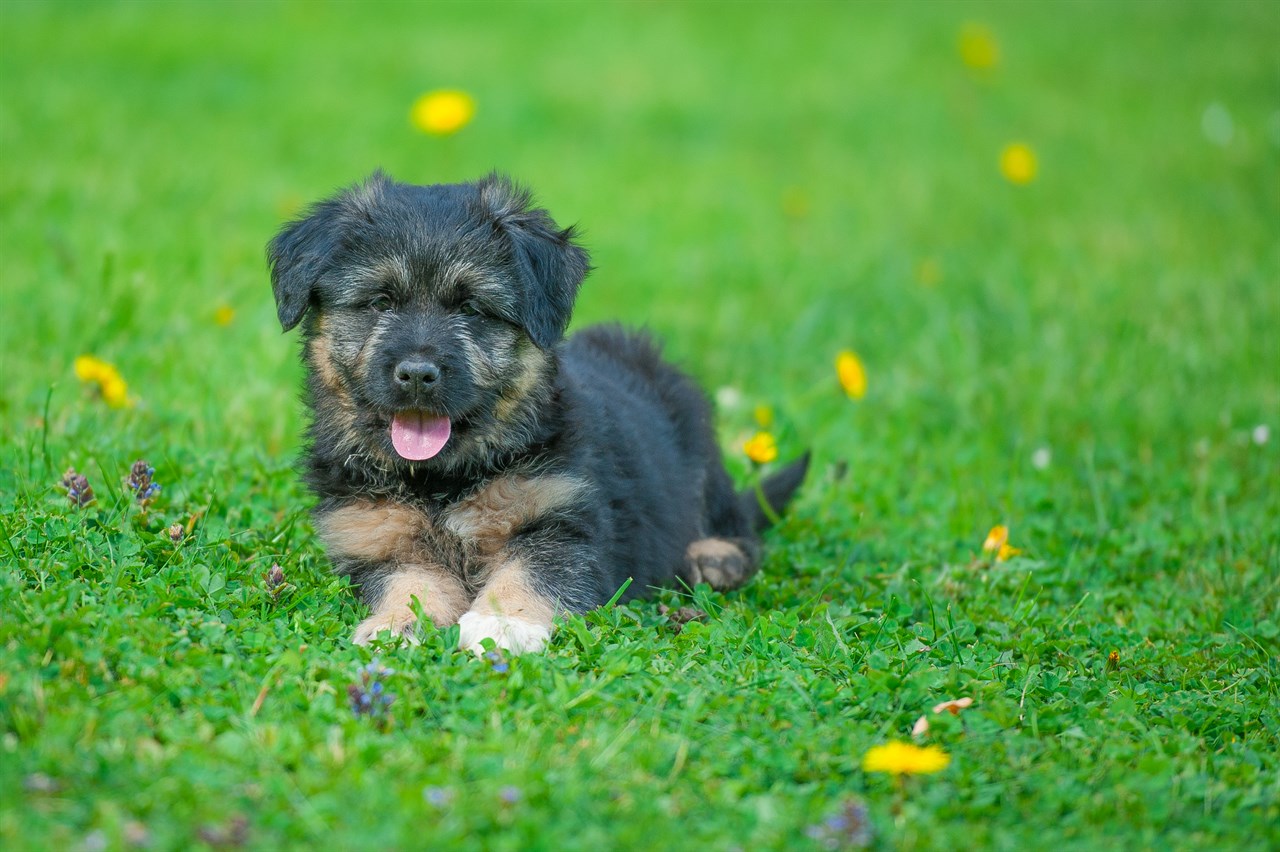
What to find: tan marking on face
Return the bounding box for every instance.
[494,344,549,422]
[315,500,427,563]
[444,473,585,554]
[308,331,350,400]
[466,557,558,625]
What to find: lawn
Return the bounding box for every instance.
[1,1,1277,849]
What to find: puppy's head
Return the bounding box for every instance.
[268,172,590,474]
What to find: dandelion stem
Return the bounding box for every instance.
[892,774,906,819]
[753,478,783,527]
[39,384,53,478]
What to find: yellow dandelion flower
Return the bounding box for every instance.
[74,355,109,383]
[983,525,1021,561]
[411,90,476,136]
[753,404,774,428]
[836,350,867,400]
[742,432,778,465]
[996,542,1021,561]
[863,741,950,776]
[75,355,133,407]
[982,525,1009,553]
[1000,143,1038,185]
[101,375,131,408]
[958,23,999,70]
[214,305,236,327]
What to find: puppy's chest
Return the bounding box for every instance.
[314,473,584,576]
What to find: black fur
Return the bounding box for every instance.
[268,173,807,640]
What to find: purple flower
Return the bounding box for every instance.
[348,659,395,729]
[484,649,510,674]
[423,786,454,807]
[197,815,248,847]
[126,460,160,508]
[59,468,95,508]
[22,773,61,794]
[499,785,521,804]
[266,564,287,597]
[806,798,872,850]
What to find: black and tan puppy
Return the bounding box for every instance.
[268,172,807,653]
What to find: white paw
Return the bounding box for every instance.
[457,611,551,655]
[352,613,421,647]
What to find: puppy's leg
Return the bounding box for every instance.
[314,499,471,645]
[456,557,558,655]
[683,537,763,591]
[352,564,471,646]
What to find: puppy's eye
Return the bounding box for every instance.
[459,299,482,317]
[370,296,394,313]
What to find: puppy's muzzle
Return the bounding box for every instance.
[394,358,441,394]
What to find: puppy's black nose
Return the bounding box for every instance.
[394,359,441,390]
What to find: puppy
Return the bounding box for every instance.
[268,172,807,653]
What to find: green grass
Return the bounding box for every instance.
[2,0,1278,849]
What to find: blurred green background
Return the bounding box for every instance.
[4,0,1275,465]
[1,1,1277,849]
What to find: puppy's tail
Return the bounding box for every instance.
[740,452,811,533]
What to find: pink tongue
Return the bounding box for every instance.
[390,412,452,460]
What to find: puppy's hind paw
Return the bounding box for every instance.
[684,537,758,591]
[457,612,551,655]
[352,613,421,647]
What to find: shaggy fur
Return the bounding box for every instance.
[268,172,808,653]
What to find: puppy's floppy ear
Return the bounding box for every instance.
[267,172,390,332]
[480,175,591,348]
[267,209,336,332]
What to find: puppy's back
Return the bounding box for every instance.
[554,325,743,587]
[563,324,715,451]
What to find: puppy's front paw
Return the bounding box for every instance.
[352,612,421,647]
[457,612,551,655]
